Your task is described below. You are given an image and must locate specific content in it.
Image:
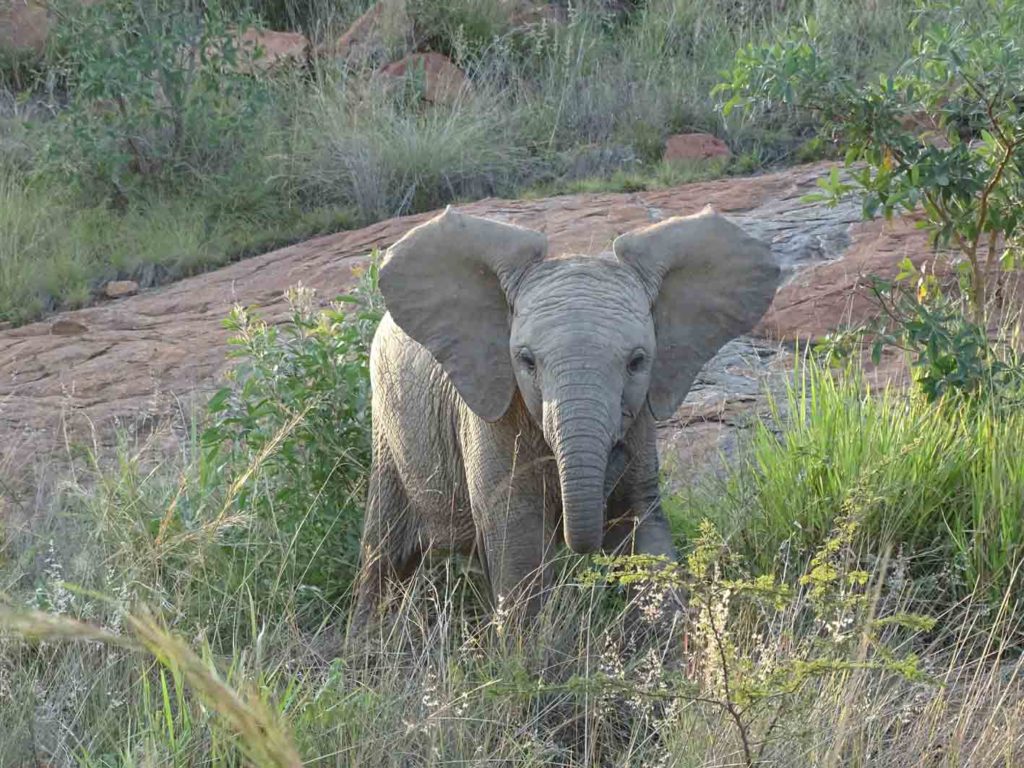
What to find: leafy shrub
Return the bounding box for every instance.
[592,517,933,768]
[819,263,1024,405]
[47,0,276,204]
[717,0,1024,325]
[201,261,383,610]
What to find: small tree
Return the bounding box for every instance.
[49,0,268,204]
[716,0,1024,327]
[587,515,935,767]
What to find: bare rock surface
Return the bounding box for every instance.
[234,28,309,72]
[0,0,105,54]
[663,133,732,163]
[104,280,140,299]
[377,52,468,104]
[0,0,49,53]
[0,162,928,482]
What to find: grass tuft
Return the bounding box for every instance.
[674,354,1024,609]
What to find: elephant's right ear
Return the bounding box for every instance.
[614,206,780,420]
[379,208,547,422]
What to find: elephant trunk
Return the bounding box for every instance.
[546,386,615,555]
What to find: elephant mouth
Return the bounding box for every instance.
[603,441,627,501]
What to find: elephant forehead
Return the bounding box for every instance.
[515,256,649,313]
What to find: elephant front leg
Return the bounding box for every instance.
[602,424,685,642]
[476,507,559,622]
[464,424,560,622]
[604,488,687,662]
[603,493,676,561]
[601,429,676,564]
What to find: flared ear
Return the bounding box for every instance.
[613,206,780,420]
[379,208,547,421]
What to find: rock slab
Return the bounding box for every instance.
[104,280,140,299]
[663,133,732,163]
[378,52,468,104]
[0,0,48,52]
[0,162,930,481]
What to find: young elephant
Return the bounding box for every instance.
[354,206,779,620]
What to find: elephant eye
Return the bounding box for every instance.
[627,350,647,375]
[518,348,536,373]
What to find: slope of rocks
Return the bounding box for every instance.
[0,162,932,481]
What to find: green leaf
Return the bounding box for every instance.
[895,257,917,282]
[871,339,884,365]
[206,388,231,413]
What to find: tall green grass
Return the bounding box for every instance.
[1,416,1020,765]
[676,356,1024,608]
[0,160,357,324]
[298,84,538,222]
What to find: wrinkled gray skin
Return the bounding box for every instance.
[353,206,779,620]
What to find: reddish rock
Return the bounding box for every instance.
[0,0,51,53]
[757,215,937,342]
[663,133,732,163]
[234,28,309,72]
[330,0,410,65]
[378,52,468,105]
[0,0,102,54]
[104,280,139,299]
[49,319,88,336]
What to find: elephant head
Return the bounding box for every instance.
[379,206,779,554]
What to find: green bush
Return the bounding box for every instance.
[819,265,1024,405]
[201,263,383,611]
[47,0,276,204]
[718,0,1024,325]
[592,522,933,768]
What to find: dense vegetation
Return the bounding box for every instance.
[719,0,1024,326]
[0,0,918,324]
[2,0,1024,765]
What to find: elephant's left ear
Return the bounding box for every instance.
[613,206,780,420]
